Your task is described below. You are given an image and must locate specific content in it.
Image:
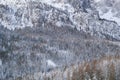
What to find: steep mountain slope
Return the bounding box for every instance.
[1,22,120,80]
[1,0,120,40]
[0,0,120,80]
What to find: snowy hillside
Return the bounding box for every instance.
[1,0,120,80]
[94,0,120,25]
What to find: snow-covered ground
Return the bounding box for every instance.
[40,0,74,13]
[99,9,120,25]
[0,0,75,12]
[0,0,26,7]
[0,0,33,30]
[0,59,2,66]
[3,0,120,30]
[94,0,120,25]
[0,0,74,30]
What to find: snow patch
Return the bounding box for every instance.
[98,9,120,25]
[95,0,120,26]
[94,0,101,3]
[55,21,63,27]
[0,59,2,66]
[46,60,57,68]
[0,0,26,8]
